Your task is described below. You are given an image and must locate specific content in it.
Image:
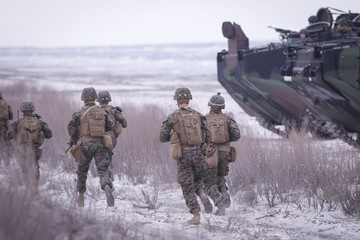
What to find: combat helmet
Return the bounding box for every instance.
[20,100,35,112]
[208,92,225,109]
[308,15,319,24]
[81,87,97,101]
[97,91,112,103]
[0,91,2,99]
[174,88,192,100]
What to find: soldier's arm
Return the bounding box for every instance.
[40,120,53,139]
[114,109,128,128]
[105,112,114,132]
[6,120,19,140]
[67,112,81,144]
[200,113,210,145]
[228,116,241,142]
[159,114,176,143]
[8,105,13,120]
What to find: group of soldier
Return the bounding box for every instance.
[160,87,240,225]
[0,86,240,225]
[299,14,353,39]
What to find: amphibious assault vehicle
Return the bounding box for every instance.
[217,7,360,147]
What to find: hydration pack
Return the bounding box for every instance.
[0,100,9,121]
[176,108,203,146]
[206,113,229,144]
[16,116,42,144]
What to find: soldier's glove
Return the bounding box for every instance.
[34,113,42,119]
[205,143,217,157]
[200,143,207,154]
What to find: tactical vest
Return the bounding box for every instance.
[173,108,203,146]
[206,113,230,152]
[0,99,9,121]
[16,116,43,144]
[101,105,122,138]
[80,105,105,143]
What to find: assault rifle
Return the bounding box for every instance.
[62,141,74,157]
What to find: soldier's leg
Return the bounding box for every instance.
[178,150,200,214]
[77,142,96,194]
[217,151,231,208]
[93,143,114,206]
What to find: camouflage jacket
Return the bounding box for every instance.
[6,113,53,141]
[101,105,127,128]
[159,107,210,145]
[207,110,241,142]
[0,100,13,125]
[68,103,114,144]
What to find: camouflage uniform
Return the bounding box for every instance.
[206,93,240,208]
[67,87,115,207]
[0,92,13,165]
[7,101,52,189]
[159,88,210,219]
[97,91,127,176]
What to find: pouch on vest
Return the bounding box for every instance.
[71,143,87,165]
[207,114,229,144]
[0,100,9,121]
[88,108,105,137]
[230,146,237,162]
[170,131,182,160]
[205,144,218,167]
[16,117,42,144]
[177,110,203,146]
[103,134,113,151]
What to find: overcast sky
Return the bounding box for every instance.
[0,0,358,47]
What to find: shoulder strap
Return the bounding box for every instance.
[80,105,97,121]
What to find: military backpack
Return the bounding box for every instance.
[175,108,203,146]
[16,116,43,144]
[206,113,229,144]
[80,105,105,138]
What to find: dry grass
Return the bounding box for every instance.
[1,81,360,240]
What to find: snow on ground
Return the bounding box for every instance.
[37,166,360,240]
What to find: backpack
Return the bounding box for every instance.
[206,113,229,144]
[80,106,105,138]
[0,100,9,121]
[16,116,42,144]
[176,108,203,146]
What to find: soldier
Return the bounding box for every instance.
[205,93,240,208]
[96,91,127,181]
[308,15,319,25]
[159,87,212,225]
[67,87,115,207]
[0,91,13,166]
[334,18,351,33]
[6,100,52,193]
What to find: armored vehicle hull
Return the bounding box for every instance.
[217,7,360,147]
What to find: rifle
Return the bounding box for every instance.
[62,141,74,157]
[267,26,294,35]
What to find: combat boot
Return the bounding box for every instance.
[198,189,213,213]
[187,209,200,225]
[214,201,226,216]
[105,185,114,207]
[77,192,84,207]
[221,186,231,208]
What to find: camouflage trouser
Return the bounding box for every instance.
[77,141,112,193]
[177,147,207,213]
[217,151,231,191]
[202,166,223,206]
[15,143,42,189]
